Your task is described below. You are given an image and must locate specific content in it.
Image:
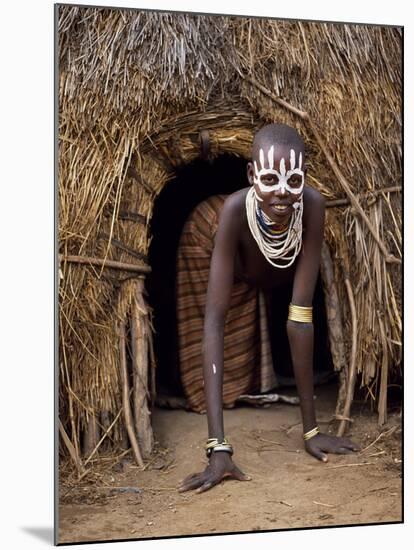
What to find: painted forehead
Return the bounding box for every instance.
[253,144,304,174]
[252,142,304,163]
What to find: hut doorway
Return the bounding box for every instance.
[146,154,335,401]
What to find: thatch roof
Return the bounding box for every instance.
[58,4,402,470]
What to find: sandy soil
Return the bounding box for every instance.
[58,383,402,544]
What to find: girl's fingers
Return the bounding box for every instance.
[195,480,215,493]
[231,466,252,481]
[180,472,201,485]
[178,475,205,492]
[195,481,213,493]
[178,462,253,494]
[340,438,360,451]
[334,447,353,454]
[312,449,328,462]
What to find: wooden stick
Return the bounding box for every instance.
[82,414,100,458]
[337,276,358,437]
[84,405,124,467]
[108,210,147,224]
[86,449,131,464]
[62,363,81,465]
[131,293,141,449]
[61,254,151,274]
[306,119,400,265]
[359,426,397,454]
[320,242,348,419]
[242,74,309,119]
[98,233,148,262]
[320,242,347,374]
[99,410,113,451]
[59,419,86,477]
[326,186,401,208]
[119,421,130,451]
[118,320,144,468]
[327,462,376,469]
[131,279,154,459]
[147,320,157,405]
[59,316,82,465]
[333,414,353,422]
[377,317,389,426]
[313,501,335,507]
[241,74,401,265]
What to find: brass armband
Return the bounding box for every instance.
[288,303,313,323]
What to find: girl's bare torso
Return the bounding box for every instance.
[229,187,307,290]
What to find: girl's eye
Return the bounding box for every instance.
[288,177,302,186]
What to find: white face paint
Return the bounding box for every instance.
[253,145,305,196]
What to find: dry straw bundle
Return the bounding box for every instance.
[58,5,401,474]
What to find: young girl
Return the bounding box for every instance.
[177,123,359,494]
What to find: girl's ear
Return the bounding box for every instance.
[246,162,254,186]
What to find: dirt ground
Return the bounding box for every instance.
[58,382,402,544]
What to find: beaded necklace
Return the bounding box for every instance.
[245,187,303,268]
[256,205,289,235]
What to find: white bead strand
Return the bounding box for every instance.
[245,187,303,268]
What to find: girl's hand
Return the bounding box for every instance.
[178,452,251,494]
[305,432,360,462]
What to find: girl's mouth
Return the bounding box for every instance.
[272,204,291,213]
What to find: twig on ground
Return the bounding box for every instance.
[285,423,302,435]
[327,462,376,469]
[367,451,386,458]
[253,435,283,446]
[87,449,131,464]
[140,486,177,492]
[360,426,398,454]
[280,500,294,507]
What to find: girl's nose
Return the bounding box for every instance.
[275,187,288,197]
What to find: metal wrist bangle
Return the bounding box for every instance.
[206,445,234,458]
[303,426,320,441]
[205,437,230,450]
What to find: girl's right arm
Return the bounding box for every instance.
[178,194,251,493]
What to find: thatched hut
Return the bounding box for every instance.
[57,4,402,474]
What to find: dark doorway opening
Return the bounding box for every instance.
[147,154,335,400]
[147,154,247,397]
[265,277,334,386]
